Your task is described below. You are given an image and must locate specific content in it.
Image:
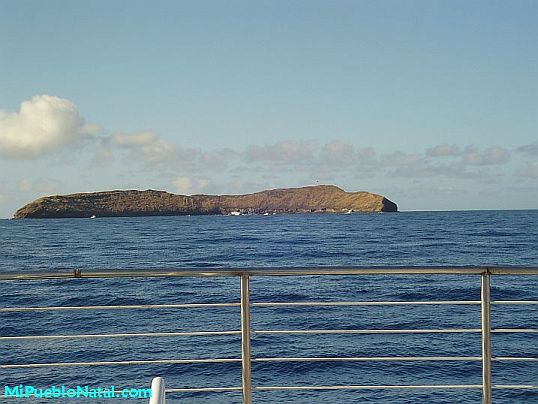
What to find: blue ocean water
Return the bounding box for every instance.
[0,210,537,403]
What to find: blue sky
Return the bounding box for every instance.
[0,0,537,217]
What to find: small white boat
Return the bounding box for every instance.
[90,215,96,219]
[230,211,241,216]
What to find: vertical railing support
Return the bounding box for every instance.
[240,273,252,404]
[481,271,492,404]
[149,377,165,404]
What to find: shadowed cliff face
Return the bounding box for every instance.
[13,185,398,218]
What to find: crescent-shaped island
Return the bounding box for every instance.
[14,185,398,218]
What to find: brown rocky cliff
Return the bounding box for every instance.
[13,185,398,218]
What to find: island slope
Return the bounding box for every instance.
[14,185,398,218]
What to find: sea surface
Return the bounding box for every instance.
[1,210,537,403]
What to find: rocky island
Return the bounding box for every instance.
[14,185,397,218]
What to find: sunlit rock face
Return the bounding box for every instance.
[14,185,398,218]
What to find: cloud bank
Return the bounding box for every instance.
[1,95,535,214]
[110,131,177,165]
[0,95,99,159]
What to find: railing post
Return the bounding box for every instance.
[240,273,252,404]
[481,271,492,404]
[149,377,165,404]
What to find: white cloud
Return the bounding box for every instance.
[172,176,211,195]
[0,95,99,159]
[382,151,423,167]
[356,147,377,165]
[462,146,510,166]
[107,131,178,166]
[92,138,115,166]
[97,132,239,173]
[319,141,355,166]
[350,147,379,178]
[426,144,461,157]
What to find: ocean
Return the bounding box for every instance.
[1,210,537,403]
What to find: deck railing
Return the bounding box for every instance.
[1,266,537,404]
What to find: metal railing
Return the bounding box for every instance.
[149,377,165,404]
[1,266,537,404]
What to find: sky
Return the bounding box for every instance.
[0,0,537,217]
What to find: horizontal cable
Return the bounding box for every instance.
[254,356,482,362]
[0,303,239,312]
[4,356,535,370]
[494,357,538,362]
[254,356,537,363]
[255,328,538,335]
[0,330,240,341]
[4,328,535,341]
[255,384,538,391]
[166,387,242,393]
[163,385,538,393]
[252,301,480,307]
[2,300,535,313]
[255,328,482,335]
[253,300,538,307]
[256,384,483,391]
[165,385,538,394]
[0,358,241,369]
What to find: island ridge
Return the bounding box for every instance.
[14,185,398,218]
